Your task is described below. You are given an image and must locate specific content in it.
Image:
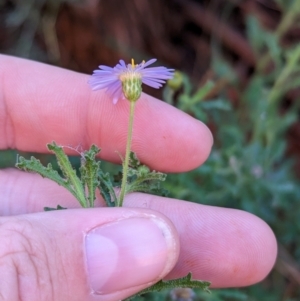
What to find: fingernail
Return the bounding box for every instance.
[85,216,176,295]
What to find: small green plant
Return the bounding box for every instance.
[16,58,210,300]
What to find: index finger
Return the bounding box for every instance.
[0,55,213,172]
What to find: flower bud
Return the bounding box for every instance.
[167,71,183,91]
[122,75,142,102]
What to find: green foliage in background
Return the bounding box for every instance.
[162,1,300,299]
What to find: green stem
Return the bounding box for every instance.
[276,1,300,38]
[257,1,300,72]
[268,44,300,104]
[118,101,136,206]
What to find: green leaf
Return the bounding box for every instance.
[190,81,214,103]
[125,152,168,196]
[80,145,101,207]
[47,142,87,207]
[98,169,117,207]
[129,151,141,168]
[212,54,237,83]
[16,156,78,199]
[179,81,215,112]
[125,273,210,301]
[201,99,232,111]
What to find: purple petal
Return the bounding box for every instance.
[88,77,118,90]
[119,60,126,67]
[99,65,114,71]
[143,77,166,83]
[141,58,157,68]
[143,71,173,78]
[93,70,115,75]
[142,67,174,74]
[111,86,123,104]
[142,79,163,88]
[106,81,122,98]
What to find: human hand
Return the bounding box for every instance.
[0,55,277,301]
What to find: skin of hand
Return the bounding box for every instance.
[0,55,277,301]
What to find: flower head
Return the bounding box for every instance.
[88,58,174,104]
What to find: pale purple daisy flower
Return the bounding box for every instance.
[88,58,174,104]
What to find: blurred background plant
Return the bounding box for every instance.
[1,0,300,300]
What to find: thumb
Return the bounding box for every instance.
[0,207,180,301]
